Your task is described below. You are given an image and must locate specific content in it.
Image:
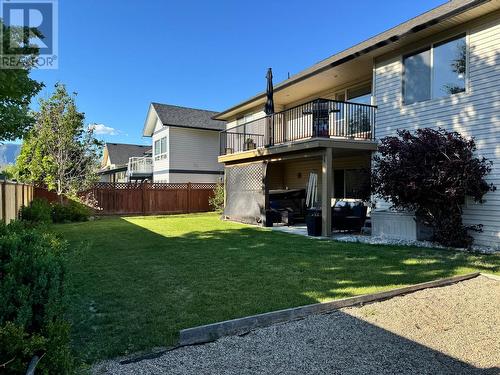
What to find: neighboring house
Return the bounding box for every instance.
[99,143,153,182]
[142,103,226,183]
[215,0,500,249]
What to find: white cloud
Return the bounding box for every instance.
[88,123,120,136]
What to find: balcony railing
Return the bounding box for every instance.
[127,156,153,176]
[220,98,376,155]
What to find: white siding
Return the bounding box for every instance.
[374,15,500,248]
[152,118,170,182]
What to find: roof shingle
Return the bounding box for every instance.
[105,143,151,166]
[152,103,225,131]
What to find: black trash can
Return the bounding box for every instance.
[306,208,322,236]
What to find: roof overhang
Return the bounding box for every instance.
[142,103,159,137]
[98,165,127,175]
[213,0,497,121]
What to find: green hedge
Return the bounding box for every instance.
[0,221,74,374]
[20,198,92,224]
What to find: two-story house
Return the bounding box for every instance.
[99,143,153,183]
[215,0,500,249]
[143,103,226,183]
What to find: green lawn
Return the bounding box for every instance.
[54,213,500,365]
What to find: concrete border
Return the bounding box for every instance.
[179,272,480,346]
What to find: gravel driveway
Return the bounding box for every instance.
[95,275,500,375]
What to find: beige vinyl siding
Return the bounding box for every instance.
[374,13,500,248]
[226,110,267,130]
[167,127,222,183]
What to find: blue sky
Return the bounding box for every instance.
[30,0,446,145]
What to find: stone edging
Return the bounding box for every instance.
[179,272,480,346]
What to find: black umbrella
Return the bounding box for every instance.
[264,68,274,115]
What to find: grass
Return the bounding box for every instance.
[53,213,500,365]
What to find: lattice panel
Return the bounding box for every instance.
[226,163,265,192]
[149,183,188,189]
[191,183,217,189]
[93,182,143,190]
[92,182,217,190]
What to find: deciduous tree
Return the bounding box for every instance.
[16,84,102,199]
[0,21,44,141]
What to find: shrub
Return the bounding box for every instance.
[51,200,92,223]
[50,203,71,223]
[209,183,224,212]
[372,128,496,248]
[20,198,93,224]
[19,198,52,224]
[0,222,74,374]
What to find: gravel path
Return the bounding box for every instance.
[95,275,500,375]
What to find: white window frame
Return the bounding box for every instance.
[154,136,167,161]
[402,33,468,106]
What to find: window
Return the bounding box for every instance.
[334,169,370,199]
[337,83,373,134]
[403,34,466,104]
[347,84,372,105]
[154,136,167,160]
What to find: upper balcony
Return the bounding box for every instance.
[127,156,153,179]
[219,99,377,159]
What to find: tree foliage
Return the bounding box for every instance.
[209,183,224,212]
[15,84,102,197]
[0,20,44,141]
[372,128,495,248]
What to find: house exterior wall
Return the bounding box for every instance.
[152,122,222,183]
[226,110,267,130]
[373,12,500,248]
[152,118,170,182]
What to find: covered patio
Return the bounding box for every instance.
[222,140,376,237]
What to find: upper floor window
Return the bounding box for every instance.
[154,136,167,161]
[403,34,466,105]
[347,83,372,105]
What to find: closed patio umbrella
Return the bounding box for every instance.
[264,68,274,146]
[265,68,274,115]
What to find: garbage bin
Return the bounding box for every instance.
[306,208,322,236]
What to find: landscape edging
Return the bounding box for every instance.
[179,272,480,346]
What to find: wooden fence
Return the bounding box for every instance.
[88,182,216,215]
[0,179,34,224]
[34,186,63,203]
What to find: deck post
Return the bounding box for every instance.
[321,148,333,237]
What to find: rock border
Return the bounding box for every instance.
[179,272,480,346]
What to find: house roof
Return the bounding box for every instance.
[213,0,495,120]
[152,103,226,131]
[105,143,151,166]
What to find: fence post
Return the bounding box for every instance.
[142,181,147,215]
[1,179,6,223]
[187,182,191,213]
[14,181,18,220]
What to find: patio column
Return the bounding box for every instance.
[321,148,333,236]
